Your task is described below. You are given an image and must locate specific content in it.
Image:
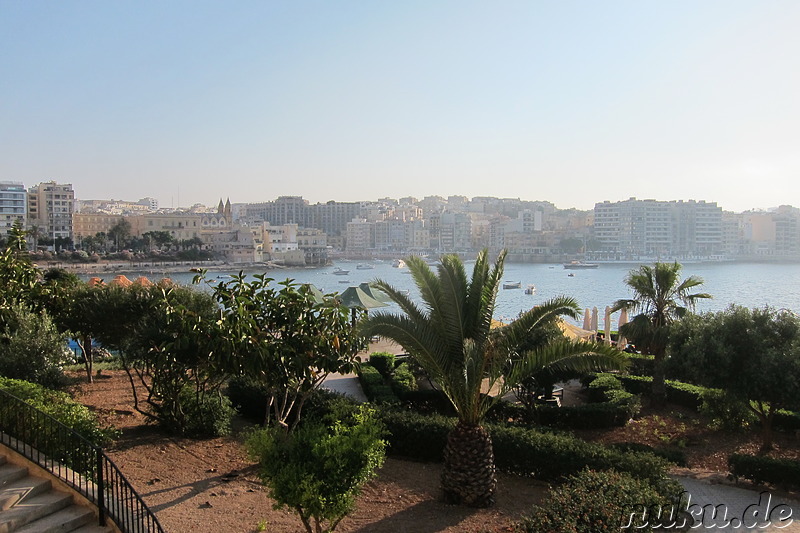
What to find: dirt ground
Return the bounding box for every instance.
[69,370,547,533]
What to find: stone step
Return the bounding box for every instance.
[0,465,27,487]
[0,475,52,513]
[13,505,94,533]
[0,491,72,533]
[70,526,113,533]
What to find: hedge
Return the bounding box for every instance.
[377,408,674,484]
[389,362,418,399]
[595,373,707,411]
[357,363,398,404]
[625,353,655,377]
[728,454,800,490]
[368,352,396,377]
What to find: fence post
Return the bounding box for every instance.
[96,447,106,526]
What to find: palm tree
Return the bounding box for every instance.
[612,262,711,409]
[360,250,628,507]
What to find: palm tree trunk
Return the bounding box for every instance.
[441,421,496,507]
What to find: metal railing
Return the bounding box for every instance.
[0,388,165,532]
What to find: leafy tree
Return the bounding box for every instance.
[199,272,362,430]
[360,250,628,507]
[246,405,386,533]
[559,237,583,255]
[612,262,710,409]
[107,218,132,251]
[668,306,800,451]
[6,220,28,253]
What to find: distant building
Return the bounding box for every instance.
[0,181,27,237]
[593,198,723,259]
[28,181,75,242]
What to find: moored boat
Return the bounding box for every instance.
[503,281,522,289]
[392,259,406,268]
[356,263,375,270]
[525,284,536,294]
[563,261,599,269]
[332,267,350,275]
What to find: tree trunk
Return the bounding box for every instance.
[651,352,667,409]
[441,421,496,507]
[79,335,93,384]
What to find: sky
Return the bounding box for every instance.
[1,1,799,212]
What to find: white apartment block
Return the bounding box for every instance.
[0,182,27,237]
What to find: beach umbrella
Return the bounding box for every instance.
[617,308,629,349]
[358,282,391,303]
[582,308,591,330]
[301,283,326,304]
[110,275,133,287]
[590,306,598,332]
[337,286,388,326]
[134,276,154,287]
[604,306,612,345]
[87,277,104,287]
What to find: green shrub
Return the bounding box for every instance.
[368,352,395,377]
[728,454,800,490]
[246,405,386,533]
[598,373,708,411]
[773,409,800,432]
[227,375,269,421]
[378,407,673,484]
[378,408,453,461]
[534,398,640,429]
[169,387,235,438]
[587,374,624,402]
[699,389,757,430]
[357,364,397,404]
[389,362,418,399]
[626,353,655,377]
[517,469,683,533]
[0,377,119,473]
[0,304,69,389]
[608,442,688,467]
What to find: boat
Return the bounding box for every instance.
[392,259,406,268]
[338,279,350,283]
[567,273,575,277]
[524,284,536,295]
[332,267,350,275]
[503,281,522,289]
[356,263,375,270]
[563,261,599,270]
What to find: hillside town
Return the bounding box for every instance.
[3,180,798,266]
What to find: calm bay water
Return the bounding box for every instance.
[88,260,800,329]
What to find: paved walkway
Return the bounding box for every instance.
[673,477,800,531]
[321,372,368,402]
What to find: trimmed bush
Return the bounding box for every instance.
[377,408,674,485]
[368,352,395,377]
[773,409,800,432]
[357,363,398,404]
[389,362,418,399]
[534,400,640,429]
[626,353,655,377]
[597,373,708,411]
[729,454,800,490]
[587,374,624,402]
[517,469,683,533]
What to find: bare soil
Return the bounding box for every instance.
[69,371,546,533]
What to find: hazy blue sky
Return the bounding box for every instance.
[2,1,798,212]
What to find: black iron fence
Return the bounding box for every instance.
[0,388,165,532]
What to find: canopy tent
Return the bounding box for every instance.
[337,286,388,326]
[558,320,596,340]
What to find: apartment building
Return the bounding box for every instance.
[27,181,74,242]
[0,182,27,237]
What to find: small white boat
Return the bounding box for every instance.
[332,267,350,275]
[525,284,536,295]
[503,281,522,289]
[392,259,406,268]
[356,263,375,270]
